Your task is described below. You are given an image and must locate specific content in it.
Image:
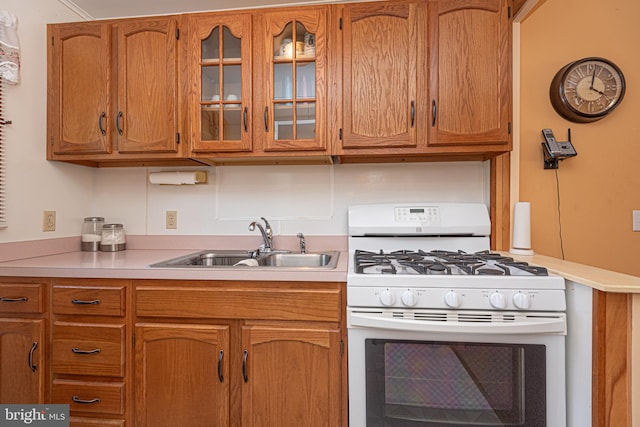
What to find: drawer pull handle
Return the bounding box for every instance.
[242,350,248,383]
[218,350,224,383]
[71,347,101,355]
[71,298,101,305]
[72,395,101,405]
[28,342,38,372]
[0,296,28,303]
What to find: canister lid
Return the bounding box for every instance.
[84,217,105,222]
[103,223,124,229]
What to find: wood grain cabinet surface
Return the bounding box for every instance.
[0,278,47,404]
[47,18,194,167]
[47,0,513,167]
[50,278,131,427]
[427,0,513,150]
[134,280,346,427]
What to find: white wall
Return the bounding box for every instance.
[0,0,491,243]
[0,0,93,243]
[94,162,491,236]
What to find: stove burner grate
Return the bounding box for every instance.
[353,249,548,276]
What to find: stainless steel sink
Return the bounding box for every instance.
[150,250,258,268]
[258,252,337,268]
[150,250,339,269]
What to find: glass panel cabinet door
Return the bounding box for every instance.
[191,14,252,153]
[263,8,326,152]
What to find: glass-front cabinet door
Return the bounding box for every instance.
[261,8,327,152]
[190,13,252,153]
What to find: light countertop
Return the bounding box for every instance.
[0,248,349,282]
[0,237,638,291]
[504,252,640,293]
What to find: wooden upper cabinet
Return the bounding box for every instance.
[113,18,180,154]
[259,7,328,153]
[338,1,424,152]
[48,22,111,156]
[189,13,253,154]
[428,0,512,148]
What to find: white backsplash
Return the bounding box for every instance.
[93,161,490,236]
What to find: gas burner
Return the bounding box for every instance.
[353,248,549,277]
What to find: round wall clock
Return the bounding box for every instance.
[549,57,625,123]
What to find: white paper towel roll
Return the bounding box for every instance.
[510,202,534,255]
[148,171,207,185]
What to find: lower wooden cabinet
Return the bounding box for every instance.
[134,323,230,427]
[0,279,47,404]
[134,280,346,427]
[0,318,45,403]
[241,323,342,427]
[51,278,130,427]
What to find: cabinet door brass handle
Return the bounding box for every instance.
[0,296,28,302]
[116,111,123,136]
[263,107,269,132]
[71,347,101,355]
[242,350,248,383]
[431,100,437,127]
[72,396,101,405]
[243,107,248,133]
[99,112,106,136]
[218,350,224,383]
[28,342,38,372]
[71,298,101,305]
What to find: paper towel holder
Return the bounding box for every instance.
[148,170,208,185]
[510,201,534,256]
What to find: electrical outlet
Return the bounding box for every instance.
[43,210,56,232]
[166,210,177,229]
[633,210,640,232]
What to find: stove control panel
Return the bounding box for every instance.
[349,287,566,311]
[394,206,440,223]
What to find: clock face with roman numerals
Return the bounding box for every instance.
[550,57,625,123]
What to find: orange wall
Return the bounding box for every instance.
[519,0,640,276]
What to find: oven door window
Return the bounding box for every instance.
[365,339,546,426]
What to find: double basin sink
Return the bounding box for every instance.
[150,249,339,269]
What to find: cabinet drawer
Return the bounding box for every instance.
[70,417,125,427]
[0,283,45,313]
[53,322,125,377]
[53,379,124,416]
[136,285,342,321]
[53,285,125,317]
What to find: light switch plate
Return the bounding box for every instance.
[633,210,640,232]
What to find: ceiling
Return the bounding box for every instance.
[59,0,333,19]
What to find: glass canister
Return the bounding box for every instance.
[81,217,105,252]
[100,224,126,252]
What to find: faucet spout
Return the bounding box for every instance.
[249,218,273,251]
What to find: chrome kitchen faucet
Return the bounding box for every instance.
[249,217,273,252]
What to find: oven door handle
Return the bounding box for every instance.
[348,311,567,335]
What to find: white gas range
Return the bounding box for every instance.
[346,202,567,427]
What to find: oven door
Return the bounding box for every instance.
[347,310,566,427]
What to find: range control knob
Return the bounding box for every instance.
[379,289,396,307]
[444,290,461,308]
[489,291,507,309]
[513,292,531,310]
[401,290,418,307]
